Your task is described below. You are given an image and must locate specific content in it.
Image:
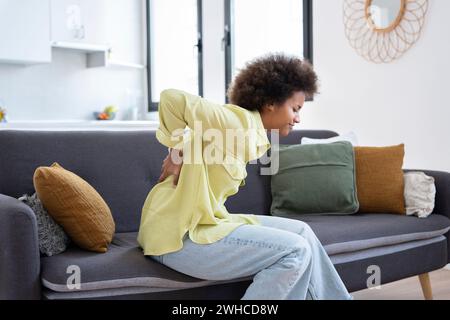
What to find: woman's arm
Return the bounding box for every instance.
[156,89,242,149]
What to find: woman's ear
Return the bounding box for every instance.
[263,104,275,113]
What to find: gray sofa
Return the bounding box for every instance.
[1,129,449,300]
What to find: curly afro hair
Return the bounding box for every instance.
[227,53,318,111]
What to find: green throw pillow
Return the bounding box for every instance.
[270,141,359,216]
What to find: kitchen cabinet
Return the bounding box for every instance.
[0,0,144,69]
[0,0,51,64]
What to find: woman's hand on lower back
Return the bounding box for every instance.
[158,148,183,187]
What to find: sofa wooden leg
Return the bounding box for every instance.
[418,273,433,300]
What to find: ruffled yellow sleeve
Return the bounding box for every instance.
[156,89,244,149]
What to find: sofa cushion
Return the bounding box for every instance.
[18,193,70,257]
[41,214,450,294]
[404,171,436,218]
[41,232,250,294]
[354,144,406,214]
[34,162,115,253]
[270,141,359,215]
[295,213,450,255]
[301,131,359,146]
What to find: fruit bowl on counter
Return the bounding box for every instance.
[94,105,117,120]
[94,111,116,120]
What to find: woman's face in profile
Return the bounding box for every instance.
[261,91,305,137]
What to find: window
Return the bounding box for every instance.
[147,0,203,111]
[224,0,313,98]
[147,0,313,110]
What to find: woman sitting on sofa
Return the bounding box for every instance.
[137,53,352,300]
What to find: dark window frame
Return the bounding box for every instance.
[146,0,313,110]
[224,0,314,102]
[146,0,203,111]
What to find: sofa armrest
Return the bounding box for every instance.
[404,169,450,219]
[0,194,41,299]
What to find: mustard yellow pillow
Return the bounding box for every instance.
[354,144,406,214]
[33,163,115,253]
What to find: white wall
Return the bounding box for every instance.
[300,0,450,172]
[0,0,146,121]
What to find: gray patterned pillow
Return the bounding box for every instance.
[18,193,70,256]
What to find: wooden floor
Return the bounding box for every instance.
[352,267,450,300]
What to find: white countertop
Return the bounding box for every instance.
[0,120,160,130]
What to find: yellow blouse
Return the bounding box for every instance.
[137,89,271,256]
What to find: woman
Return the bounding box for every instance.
[137,53,352,300]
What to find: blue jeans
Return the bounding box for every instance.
[151,215,352,300]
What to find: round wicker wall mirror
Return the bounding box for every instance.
[343,0,429,63]
[365,0,405,32]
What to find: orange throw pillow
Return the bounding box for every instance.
[33,163,115,252]
[354,144,406,214]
